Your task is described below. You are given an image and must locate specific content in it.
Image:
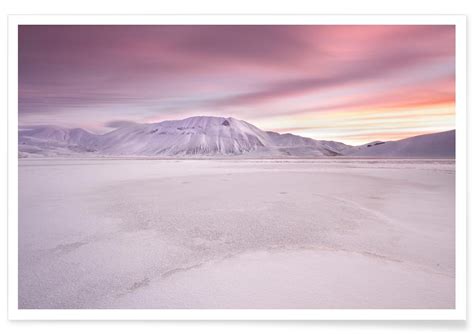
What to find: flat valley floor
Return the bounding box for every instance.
[18,159,455,309]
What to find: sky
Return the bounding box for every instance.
[18,25,455,144]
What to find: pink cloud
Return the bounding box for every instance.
[19,25,455,143]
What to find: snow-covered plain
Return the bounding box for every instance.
[18,158,455,309]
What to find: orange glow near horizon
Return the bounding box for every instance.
[258,102,454,145]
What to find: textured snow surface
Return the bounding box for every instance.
[19,159,455,309]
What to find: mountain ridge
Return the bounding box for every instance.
[18,116,455,158]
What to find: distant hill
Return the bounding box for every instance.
[346,130,455,158]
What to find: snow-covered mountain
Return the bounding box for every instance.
[18,116,455,158]
[19,125,98,157]
[97,116,275,155]
[346,130,455,158]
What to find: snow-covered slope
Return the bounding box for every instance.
[266,131,351,156]
[347,130,455,158]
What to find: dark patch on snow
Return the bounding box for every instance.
[127,277,150,292]
[368,195,382,200]
[322,148,341,156]
[52,241,88,254]
[222,120,230,126]
[161,264,203,279]
[367,142,385,147]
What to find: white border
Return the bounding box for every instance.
[7,14,467,321]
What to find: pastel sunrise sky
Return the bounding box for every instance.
[19,25,455,144]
